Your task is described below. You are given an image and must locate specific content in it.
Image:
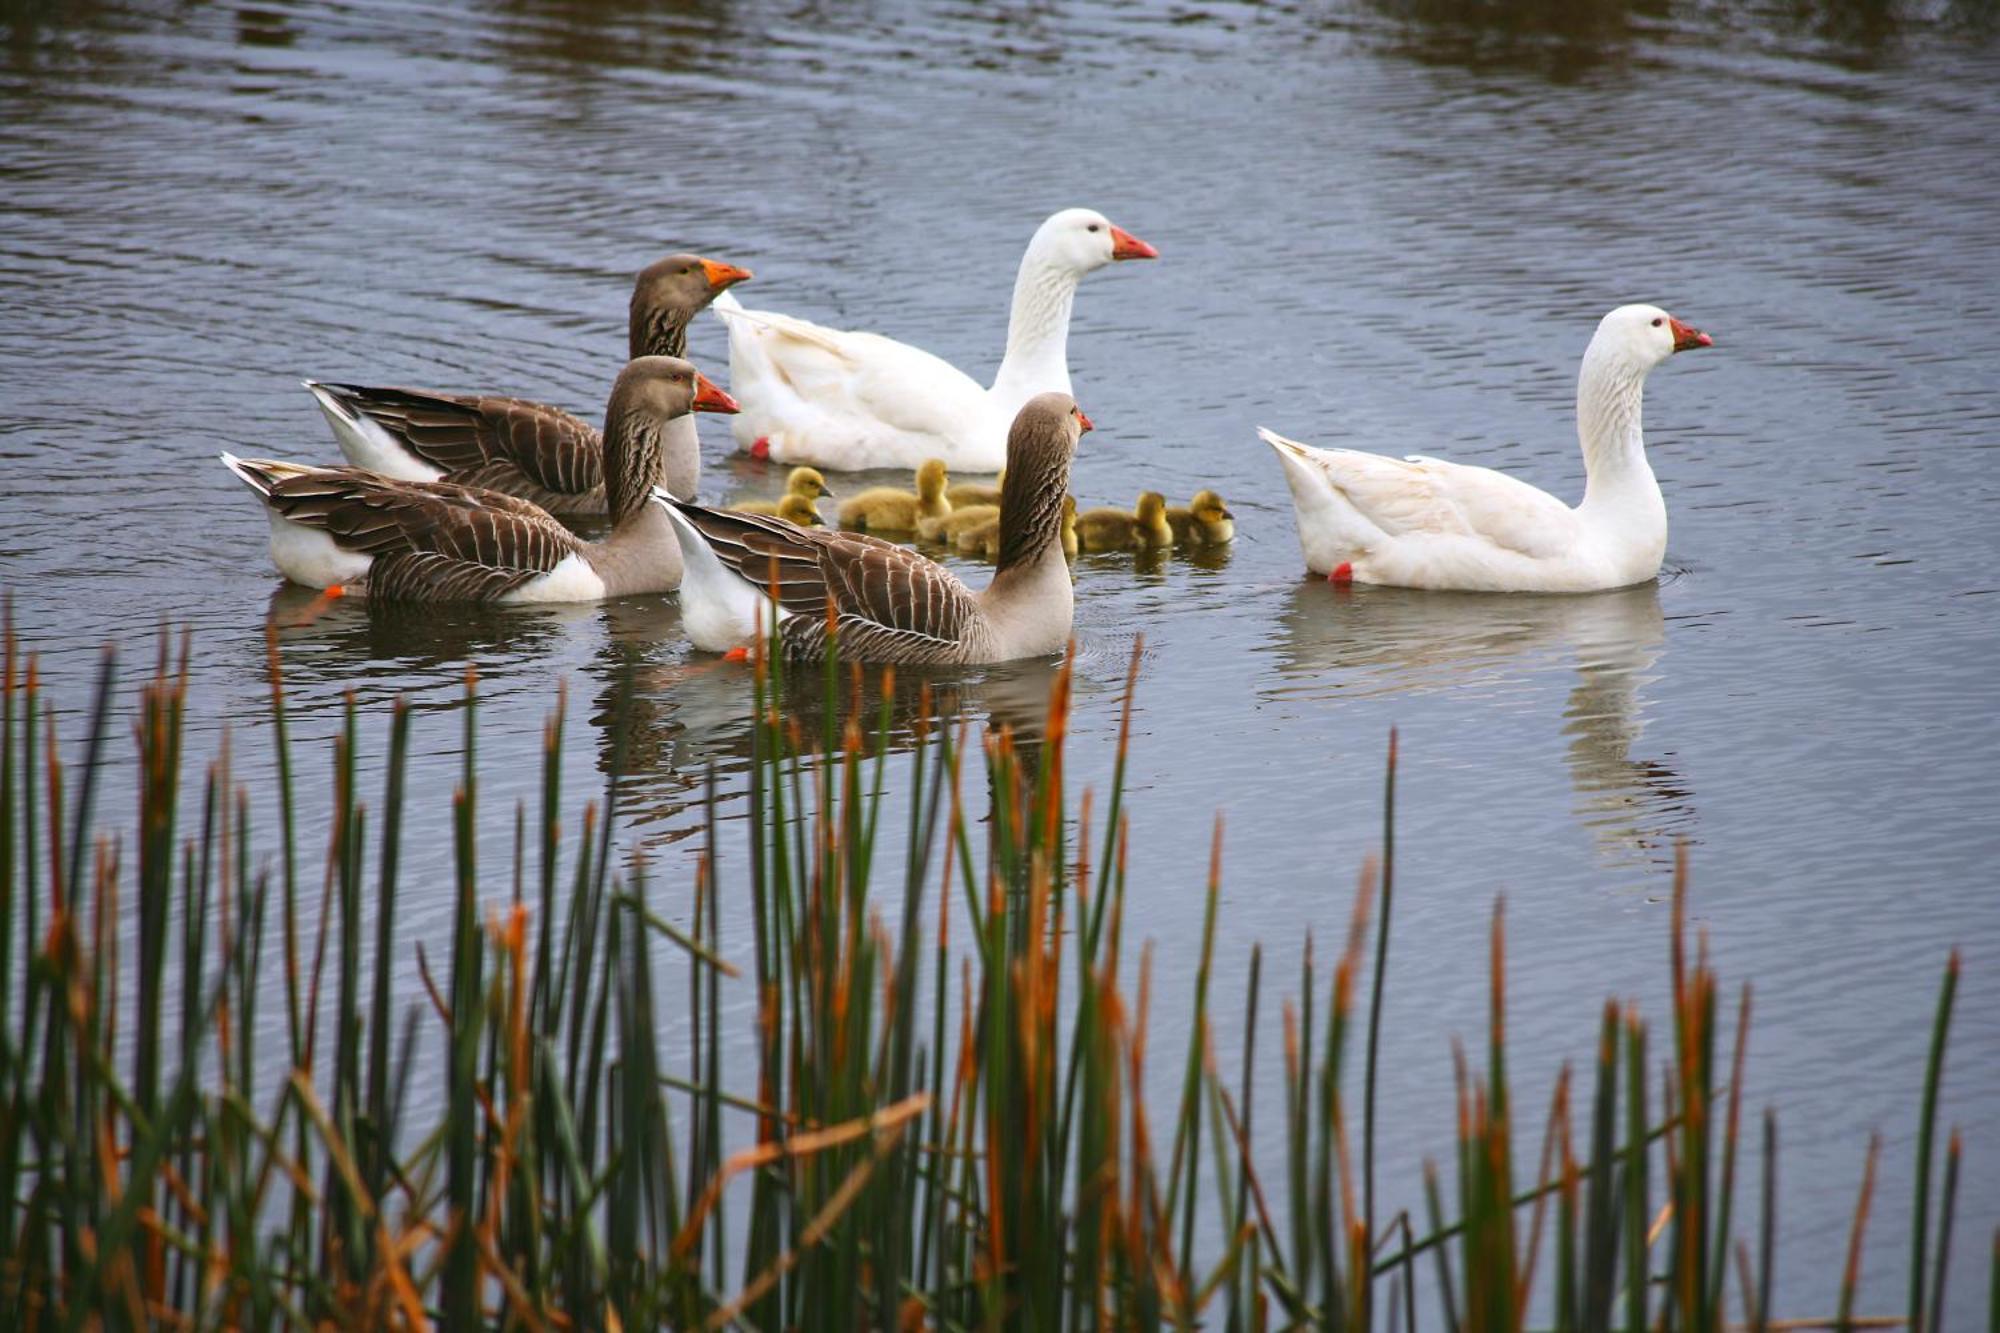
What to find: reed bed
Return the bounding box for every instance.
[0,607,1983,1330]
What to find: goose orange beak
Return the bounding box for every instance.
[1669,316,1712,352]
[699,259,753,291]
[1076,408,1095,433]
[1108,225,1158,261]
[692,373,740,414]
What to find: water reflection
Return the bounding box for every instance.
[1357,0,1999,74]
[1360,0,1650,77]
[592,633,1076,847]
[1271,579,1691,866]
[264,584,594,690]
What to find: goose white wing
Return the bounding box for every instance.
[1283,437,1579,560]
[716,296,995,467]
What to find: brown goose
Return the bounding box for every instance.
[659,393,1092,664]
[225,358,738,603]
[304,254,751,516]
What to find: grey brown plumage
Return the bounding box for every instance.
[304,386,608,515]
[664,392,1091,664]
[306,253,750,514]
[665,506,984,663]
[231,357,739,603]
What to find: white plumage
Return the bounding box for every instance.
[711,208,1155,471]
[1264,304,1712,593]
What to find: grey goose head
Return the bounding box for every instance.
[995,393,1093,572]
[629,253,754,358]
[602,356,739,521]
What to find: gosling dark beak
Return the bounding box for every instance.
[1220,508,1235,520]
[1668,316,1713,352]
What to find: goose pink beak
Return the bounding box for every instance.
[1669,316,1713,352]
[692,373,740,414]
[1108,225,1158,261]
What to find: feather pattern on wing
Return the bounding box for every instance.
[312,384,606,501]
[235,458,583,602]
[670,503,982,663]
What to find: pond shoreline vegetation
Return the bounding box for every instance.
[0,602,1979,1329]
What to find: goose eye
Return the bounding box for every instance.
[1086,224,1100,233]
[1651,317,1663,327]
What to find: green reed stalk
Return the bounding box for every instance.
[1910,949,1960,1331]
[0,616,1985,1330]
[1364,728,1397,1272]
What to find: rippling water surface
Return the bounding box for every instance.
[4,0,1998,1310]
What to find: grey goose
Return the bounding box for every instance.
[224,357,738,603]
[660,393,1092,665]
[304,255,752,517]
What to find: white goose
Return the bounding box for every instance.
[1263,304,1713,593]
[710,208,1154,472]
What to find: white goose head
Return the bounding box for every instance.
[1026,208,1159,278]
[1593,304,1714,373]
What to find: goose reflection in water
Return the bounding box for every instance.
[260,583,593,700]
[591,595,1093,850]
[1271,580,1693,868]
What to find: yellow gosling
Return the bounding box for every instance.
[729,466,833,521]
[1164,489,1235,546]
[774,492,824,527]
[1060,494,1078,559]
[839,458,951,533]
[920,503,999,543]
[946,468,1005,509]
[1074,491,1171,552]
[954,511,1001,559]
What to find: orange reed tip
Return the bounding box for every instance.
[723,646,750,663]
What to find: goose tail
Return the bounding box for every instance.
[654,489,782,652]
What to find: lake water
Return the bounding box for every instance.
[3,0,1997,1315]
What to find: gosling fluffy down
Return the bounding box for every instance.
[919,503,999,544]
[838,458,951,533]
[1074,492,1171,552]
[730,467,834,521]
[945,469,1005,510]
[1164,489,1234,546]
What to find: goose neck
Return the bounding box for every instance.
[629,311,690,361]
[603,411,666,526]
[992,451,1071,575]
[1575,350,1656,513]
[991,256,1080,400]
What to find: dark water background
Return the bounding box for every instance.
[4,0,1998,1314]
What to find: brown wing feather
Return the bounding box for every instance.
[251,461,582,601]
[674,503,980,662]
[318,384,605,497]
